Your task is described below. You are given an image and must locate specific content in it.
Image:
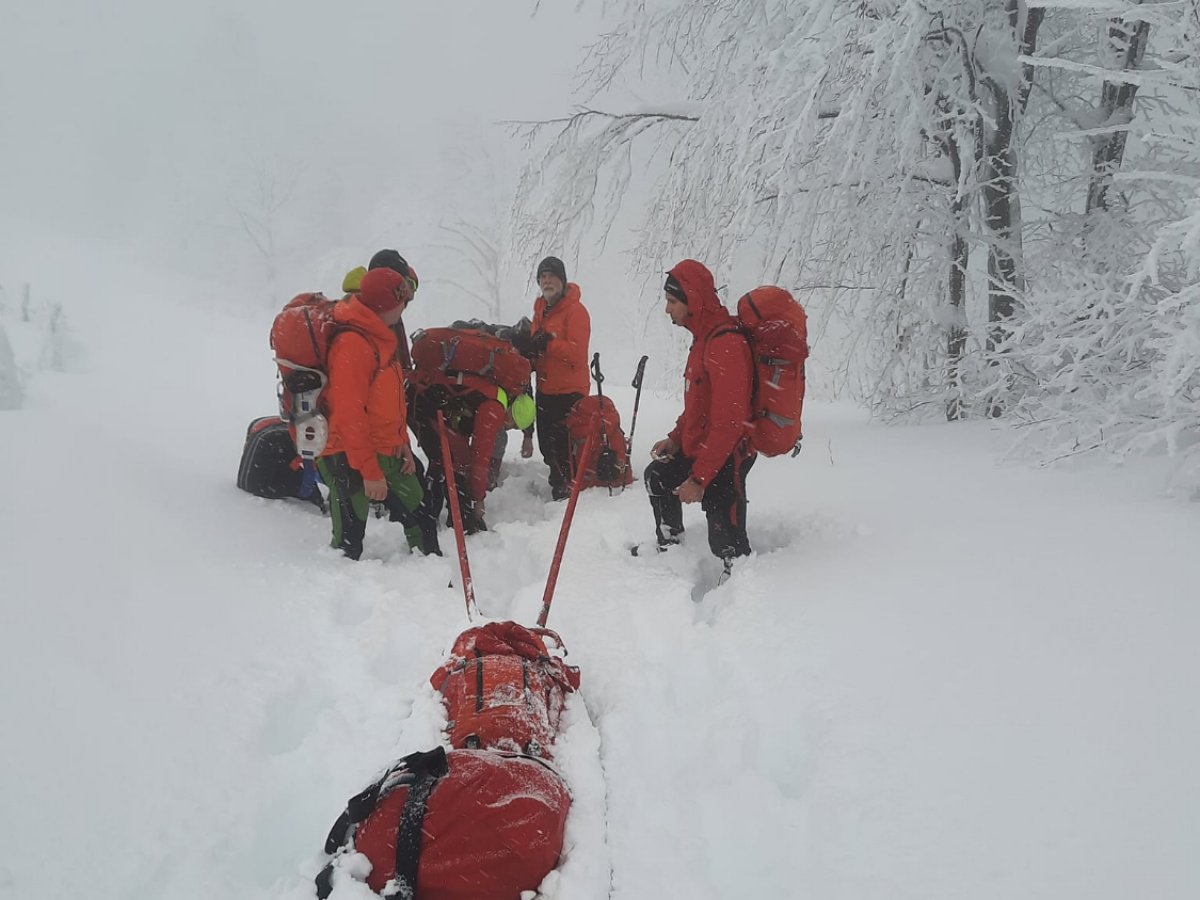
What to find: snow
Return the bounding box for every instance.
[3,228,1200,900]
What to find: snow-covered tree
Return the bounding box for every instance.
[0,323,23,410]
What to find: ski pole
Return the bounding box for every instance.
[537,413,600,628]
[437,410,478,621]
[625,354,649,479]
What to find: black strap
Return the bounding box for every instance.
[474,651,485,713]
[316,747,449,899]
[386,748,450,899]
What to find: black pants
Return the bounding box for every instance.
[644,452,755,559]
[536,391,583,499]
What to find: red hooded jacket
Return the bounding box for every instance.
[666,260,753,487]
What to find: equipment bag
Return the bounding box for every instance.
[235,416,324,508]
[565,395,634,489]
[269,292,376,459]
[317,746,570,900]
[411,327,532,400]
[735,286,808,457]
[429,621,580,760]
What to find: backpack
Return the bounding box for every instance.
[410,327,532,400]
[317,746,570,900]
[429,621,580,760]
[269,293,377,459]
[235,416,325,509]
[734,286,808,457]
[565,395,634,490]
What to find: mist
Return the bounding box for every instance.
[1,1,627,317]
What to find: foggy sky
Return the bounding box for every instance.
[1,1,604,274]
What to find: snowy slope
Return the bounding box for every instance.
[2,232,1199,900]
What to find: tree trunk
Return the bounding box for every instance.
[945,134,969,422]
[1086,12,1151,214]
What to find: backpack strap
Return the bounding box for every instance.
[315,746,449,900]
[331,324,382,372]
[385,747,449,899]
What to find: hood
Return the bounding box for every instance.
[667,259,729,338]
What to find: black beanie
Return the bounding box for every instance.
[369,249,411,278]
[536,256,567,284]
[664,273,687,304]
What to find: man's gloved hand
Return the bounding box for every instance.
[511,330,535,358]
[529,331,552,356]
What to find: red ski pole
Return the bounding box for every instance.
[437,410,478,621]
[537,413,601,628]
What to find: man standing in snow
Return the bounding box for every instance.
[366,248,419,371]
[512,256,590,500]
[316,267,441,560]
[642,259,755,569]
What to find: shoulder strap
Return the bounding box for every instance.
[387,747,449,899]
[315,746,449,900]
[330,324,383,372]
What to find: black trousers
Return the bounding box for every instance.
[644,452,755,559]
[536,391,583,498]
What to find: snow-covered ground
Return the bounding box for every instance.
[3,230,1199,900]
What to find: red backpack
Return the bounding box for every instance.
[269,293,376,458]
[429,621,580,760]
[317,746,570,900]
[735,286,808,457]
[411,327,532,399]
[565,395,634,489]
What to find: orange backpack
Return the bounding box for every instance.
[429,621,580,760]
[736,286,808,457]
[411,327,532,400]
[269,292,376,458]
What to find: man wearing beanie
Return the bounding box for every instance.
[515,255,591,500]
[315,266,441,560]
[367,249,419,371]
[642,259,756,574]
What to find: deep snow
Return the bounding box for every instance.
[2,230,1199,900]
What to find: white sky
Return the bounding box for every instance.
[0,1,606,260]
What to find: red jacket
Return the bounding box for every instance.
[321,298,408,482]
[666,260,753,487]
[532,283,591,396]
[445,393,507,502]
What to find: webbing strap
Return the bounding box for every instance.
[385,749,450,899]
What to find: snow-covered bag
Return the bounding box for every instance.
[735,286,808,457]
[565,395,633,489]
[410,327,532,400]
[317,746,570,900]
[429,621,580,760]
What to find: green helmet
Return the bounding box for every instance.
[510,393,536,430]
[342,265,367,293]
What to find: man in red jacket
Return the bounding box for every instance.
[316,267,440,560]
[513,256,590,500]
[643,259,756,566]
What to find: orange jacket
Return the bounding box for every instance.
[321,298,408,482]
[666,260,753,487]
[531,283,590,396]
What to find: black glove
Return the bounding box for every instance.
[511,329,535,358]
[530,331,552,355]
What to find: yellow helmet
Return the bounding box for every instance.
[342,265,367,293]
[510,393,536,431]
